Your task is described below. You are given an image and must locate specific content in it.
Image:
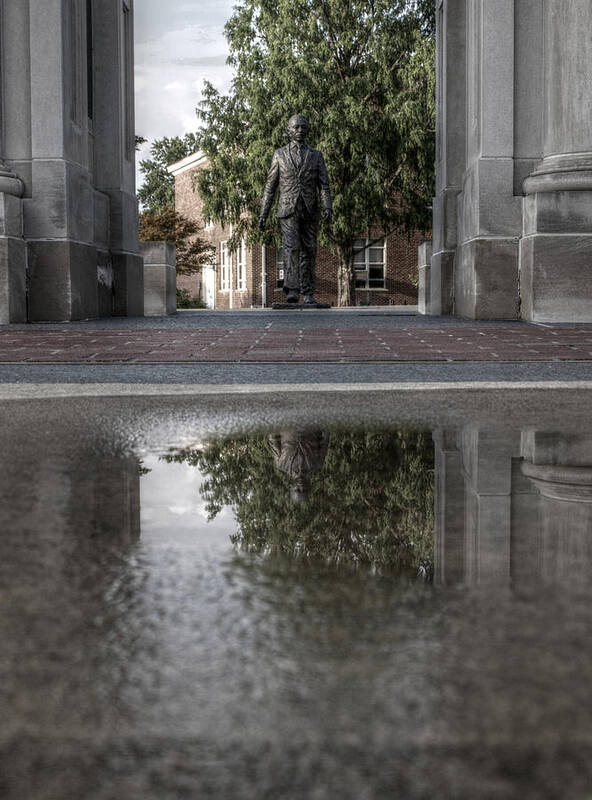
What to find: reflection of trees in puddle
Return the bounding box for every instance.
[164,428,434,577]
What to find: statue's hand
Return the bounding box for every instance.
[322,209,332,224]
[258,216,267,232]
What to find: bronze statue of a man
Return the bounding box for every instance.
[259,115,332,305]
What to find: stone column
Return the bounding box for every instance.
[520,0,592,322]
[430,0,466,316]
[453,0,522,319]
[92,0,144,317]
[23,0,102,321]
[0,0,27,322]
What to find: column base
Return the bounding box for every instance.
[454,238,519,319]
[28,240,99,321]
[0,193,26,323]
[520,190,592,323]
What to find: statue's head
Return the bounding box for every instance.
[287,114,310,144]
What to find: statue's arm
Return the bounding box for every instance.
[259,152,280,227]
[318,153,332,221]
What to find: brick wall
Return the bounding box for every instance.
[174,159,421,307]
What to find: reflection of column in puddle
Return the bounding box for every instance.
[460,427,520,586]
[520,431,592,585]
[433,429,466,585]
[268,430,329,503]
[433,426,520,586]
[0,447,141,593]
[65,453,142,544]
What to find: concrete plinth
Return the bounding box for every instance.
[417,241,432,315]
[140,242,176,317]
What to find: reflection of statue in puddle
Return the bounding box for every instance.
[268,430,329,502]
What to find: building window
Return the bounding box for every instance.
[237,239,247,291]
[276,249,284,289]
[220,241,230,290]
[354,238,386,289]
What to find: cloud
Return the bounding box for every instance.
[134,2,235,154]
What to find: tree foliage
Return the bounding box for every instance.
[196,0,435,304]
[139,208,214,275]
[165,427,435,577]
[137,133,199,213]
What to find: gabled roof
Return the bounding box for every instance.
[167,151,207,176]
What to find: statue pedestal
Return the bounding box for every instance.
[272,302,331,310]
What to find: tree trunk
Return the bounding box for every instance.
[336,248,355,307]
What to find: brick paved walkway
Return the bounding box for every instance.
[2,324,592,363]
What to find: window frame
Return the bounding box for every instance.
[276,249,284,289]
[353,237,386,290]
[220,241,230,291]
[237,239,247,291]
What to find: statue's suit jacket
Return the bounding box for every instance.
[261,143,332,220]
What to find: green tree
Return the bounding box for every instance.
[137,133,199,213]
[138,207,214,275]
[137,134,213,285]
[196,0,435,305]
[165,427,435,577]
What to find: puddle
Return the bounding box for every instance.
[2,388,592,798]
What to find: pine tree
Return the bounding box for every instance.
[137,133,199,213]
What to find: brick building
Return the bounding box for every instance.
[169,152,421,308]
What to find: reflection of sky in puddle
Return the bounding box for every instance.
[140,452,236,552]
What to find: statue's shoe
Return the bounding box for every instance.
[302,294,316,305]
[286,291,299,303]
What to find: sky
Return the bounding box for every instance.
[140,453,237,552]
[134,0,236,169]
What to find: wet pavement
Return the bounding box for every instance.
[2,388,592,798]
